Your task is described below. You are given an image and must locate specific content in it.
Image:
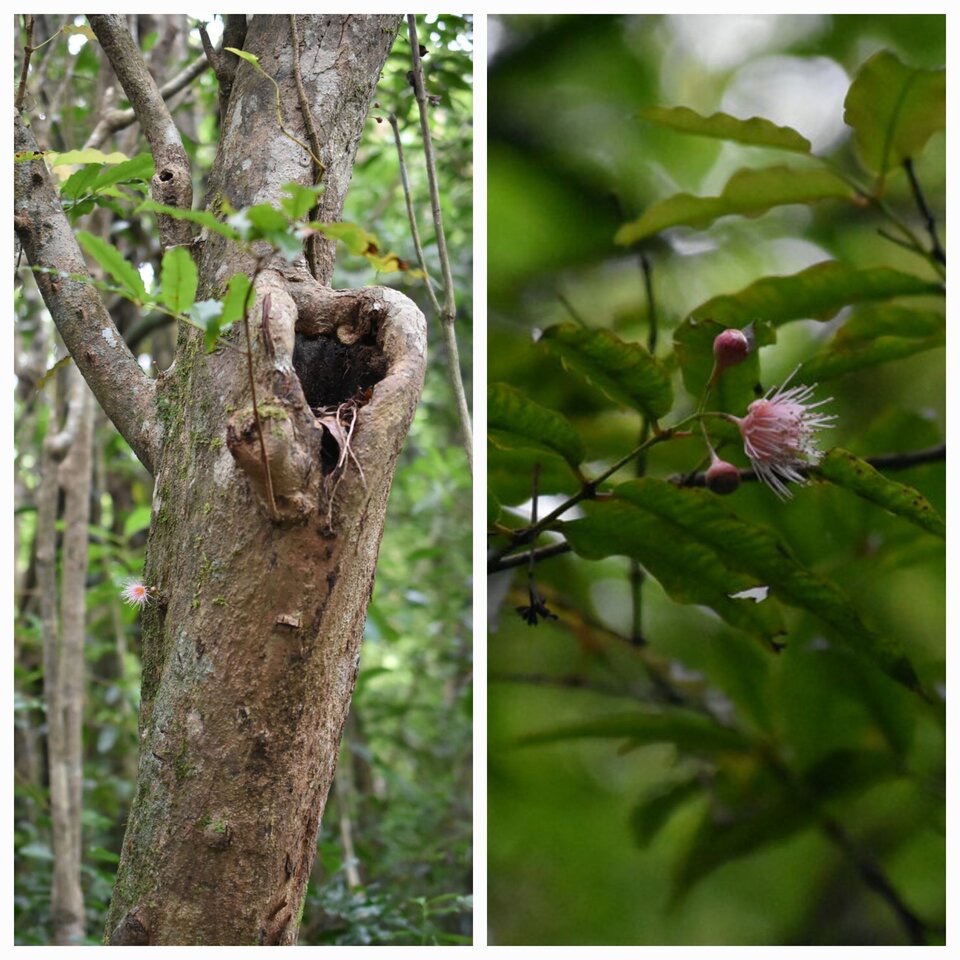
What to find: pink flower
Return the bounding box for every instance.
[121,579,151,608]
[733,367,835,500]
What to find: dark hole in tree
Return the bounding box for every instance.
[32,173,43,187]
[159,170,173,182]
[293,334,387,409]
[293,333,389,472]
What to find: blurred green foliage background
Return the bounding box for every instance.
[488,14,944,946]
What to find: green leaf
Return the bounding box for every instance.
[518,709,752,755]
[76,230,146,303]
[563,489,788,646]
[488,490,503,526]
[844,51,945,185]
[136,199,242,243]
[220,272,252,328]
[46,148,128,167]
[630,777,704,847]
[640,106,811,152]
[187,300,226,352]
[800,333,944,383]
[281,181,325,221]
[489,445,580,505]
[122,505,152,539]
[815,447,945,538]
[61,163,103,200]
[690,261,942,328]
[159,246,198,315]
[538,324,673,419]
[91,152,154,192]
[225,46,262,69]
[313,220,377,256]
[673,748,902,900]
[616,166,854,244]
[564,478,922,693]
[245,203,291,235]
[488,383,585,469]
[834,305,944,343]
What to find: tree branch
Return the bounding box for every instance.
[903,158,945,266]
[87,14,193,249]
[14,115,162,474]
[488,444,946,574]
[673,443,946,488]
[15,15,35,113]
[84,53,211,150]
[405,15,473,471]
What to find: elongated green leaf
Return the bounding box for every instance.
[92,152,154,192]
[489,445,580,505]
[673,748,901,900]
[690,261,942,328]
[564,495,787,645]
[488,383,585,469]
[281,181,325,221]
[220,272,252,327]
[844,51,945,184]
[312,220,376,256]
[47,148,128,167]
[225,46,261,69]
[159,246,198,315]
[565,478,921,692]
[815,448,944,538]
[801,333,944,383]
[616,166,853,244]
[630,777,704,847]
[519,709,752,755]
[641,106,811,153]
[76,231,146,302]
[136,199,242,242]
[538,324,672,419]
[835,305,944,343]
[60,164,102,201]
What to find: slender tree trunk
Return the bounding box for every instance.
[37,365,94,945]
[17,12,424,946]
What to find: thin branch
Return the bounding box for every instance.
[903,158,945,265]
[388,112,442,316]
[405,15,473,470]
[15,16,36,112]
[15,115,161,474]
[674,443,946,488]
[87,14,193,249]
[817,814,930,945]
[489,444,946,574]
[84,54,211,150]
[488,426,681,567]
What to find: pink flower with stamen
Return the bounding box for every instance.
[733,367,836,500]
[120,579,151,609]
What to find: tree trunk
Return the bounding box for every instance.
[16,13,425,945]
[37,365,94,945]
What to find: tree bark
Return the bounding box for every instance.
[93,15,419,945]
[17,12,423,946]
[37,365,94,944]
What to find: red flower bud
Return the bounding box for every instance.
[705,457,741,495]
[712,328,751,372]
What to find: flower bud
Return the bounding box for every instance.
[712,327,751,372]
[705,457,741,495]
